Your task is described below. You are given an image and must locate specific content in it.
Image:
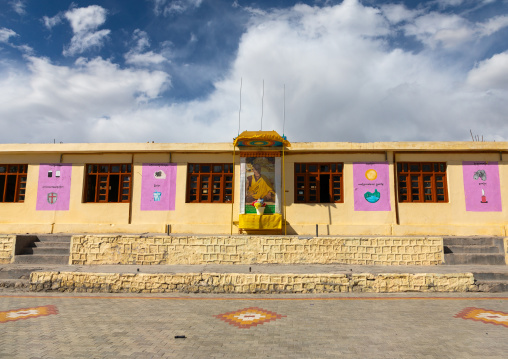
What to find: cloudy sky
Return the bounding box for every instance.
[1,0,508,144]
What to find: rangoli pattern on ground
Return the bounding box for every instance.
[214,307,286,329]
[0,305,58,324]
[455,307,508,328]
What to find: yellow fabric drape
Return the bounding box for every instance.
[233,131,291,147]
[239,214,282,230]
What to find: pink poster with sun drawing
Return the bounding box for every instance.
[353,162,391,211]
[463,161,501,212]
[141,163,177,211]
[36,164,72,211]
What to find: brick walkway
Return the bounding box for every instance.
[1,292,507,358]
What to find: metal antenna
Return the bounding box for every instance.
[261,79,264,131]
[283,84,286,136]
[238,77,242,136]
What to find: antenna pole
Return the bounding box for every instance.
[238,78,242,136]
[283,84,286,135]
[261,79,264,131]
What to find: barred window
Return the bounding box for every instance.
[187,164,233,203]
[295,163,343,203]
[85,164,132,203]
[0,164,27,202]
[397,162,448,203]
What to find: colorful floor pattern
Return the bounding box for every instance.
[214,307,286,329]
[0,305,58,324]
[455,307,508,328]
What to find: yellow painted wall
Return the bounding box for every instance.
[283,152,395,235]
[0,142,507,235]
[394,152,506,236]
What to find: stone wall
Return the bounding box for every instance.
[505,238,508,265]
[29,271,477,293]
[70,235,444,266]
[0,235,15,264]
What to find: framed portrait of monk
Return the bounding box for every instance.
[240,156,281,214]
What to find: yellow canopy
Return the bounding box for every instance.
[233,131,291,147]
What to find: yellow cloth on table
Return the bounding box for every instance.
[239,214,282,230]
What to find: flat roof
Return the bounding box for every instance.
[0,141,506,154]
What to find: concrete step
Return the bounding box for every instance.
[473,272,508,281]
[0,279,30,290]
[14,254,69,265]
[21,247,70,255]
[444,245,501,254]
[443,237,504,247]
[32,241,71,248]
[444,253,506,265]
[476,281,508,292]
[36,235,72,243]
[0,268,34,280]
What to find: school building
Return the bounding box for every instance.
[0,131,507,237]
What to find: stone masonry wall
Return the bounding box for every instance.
[70,235,444,266]
[505,238,508,265]
[30,271,477,293]
[0,235,15,264]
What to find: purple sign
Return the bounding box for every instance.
[463,161,501,212]
[141,163,176,211]
[36,164,72,211]
[353,162,391,211]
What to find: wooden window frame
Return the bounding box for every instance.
[186,163,233,203]
[84,164,132,203]
[0,164,28,203]
[294,163,344,203]
[397,162,448,203]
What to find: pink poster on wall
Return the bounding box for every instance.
[353,162,391,211]
[141,163,177,211]
[36,164,72,211]
[463,161,501,212]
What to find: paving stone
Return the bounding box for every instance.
[1,292,508,358]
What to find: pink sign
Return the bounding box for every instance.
[353,162,391,211]
[463,161,501,212]
[36,164,72,211]
[141,163,177,211]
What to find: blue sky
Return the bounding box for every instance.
[1,0,508,143]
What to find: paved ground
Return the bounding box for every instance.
[1,292,508,358]
[3,263,508,276]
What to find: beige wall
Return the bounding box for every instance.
[394,152,507,236]
[0,142,507,236]
[70,235,444,266]
[30,271,478,293]
[284,152,394,235]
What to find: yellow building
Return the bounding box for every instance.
[0,131,507,236]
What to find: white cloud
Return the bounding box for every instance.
[467,51,508,90]
[398,9,508,49]
[43,14,63,29]
[124,29,168,66]
[381,4,420,24]
[1,0,508,144]
[403,12,474,48]
[478,15,508,36]
[0,28,17,43]
[10,0,26,15]
[0,56,170,142]
[152,0,203,16]
[132,29,151,52]
[125,51,167,65]
[437,0,465,8]
[63,5,110,56]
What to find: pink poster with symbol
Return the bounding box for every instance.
[141,163,177,211]
[463,161,501,212]
[36,164,72,211]
[353,162,391,211]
